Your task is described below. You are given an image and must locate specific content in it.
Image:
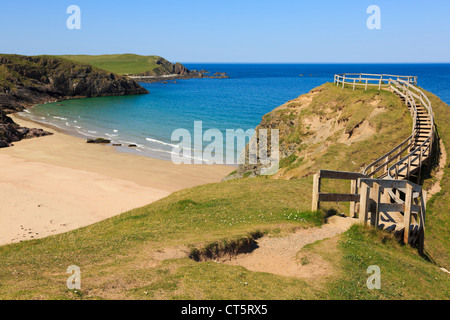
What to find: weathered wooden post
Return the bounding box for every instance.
[384,156,390,174]
[371,183,381,227]
[407,156,411,179]
[312,172,321,211]
[418,190,426,253]
[350,179,357,217]
[418,148,423,183]
[369,183,380,226]
[359,180,370,225]
[403,183,414,244]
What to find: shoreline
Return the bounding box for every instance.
[0,114,234,246]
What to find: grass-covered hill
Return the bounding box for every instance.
[0,54,148,147]
[59,54,163,75]
[0,83,448,300]
[0,54,148,113]
[60,54,199,78]
[231,83,412,179]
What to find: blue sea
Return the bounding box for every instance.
[22,63,450,163]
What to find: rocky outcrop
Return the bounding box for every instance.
[0,111,52,148]
[86,138,111,144]
[131,57,229,83]
[0,54,149,147]
[0,54,148,113]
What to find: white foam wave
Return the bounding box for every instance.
[145,137,180,148]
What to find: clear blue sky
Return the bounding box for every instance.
[1,0,449,62]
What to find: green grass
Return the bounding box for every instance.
[59,54,163,75]
[303,225,449,300]
[418,88,450,270]
[0,177,324,299]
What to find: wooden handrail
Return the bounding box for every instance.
[315,73,434,248]
[335,74,434,185]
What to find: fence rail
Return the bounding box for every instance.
[312,170,367,218]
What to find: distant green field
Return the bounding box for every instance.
[59,54,162,75]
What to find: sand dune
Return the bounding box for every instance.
[0,115,234,245]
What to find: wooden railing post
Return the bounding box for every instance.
[417,148,423,183]
[372,183,381,227]
[350,180,357,217]
[418,190,426,253]
[403,184,413,244]
[359,181,370,225]
[384,156,390,174]
[312,173,321,211]
[407,156,411,179]
[369,183,380,226]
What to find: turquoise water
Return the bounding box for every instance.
[23,64,450,162]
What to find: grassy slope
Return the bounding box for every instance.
[419,88,450,270]
[59,54,161,75]
[304,225,449,299]
[0,85,448,300]
[0,178,324,299]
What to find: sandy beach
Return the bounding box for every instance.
[0,115,234,245]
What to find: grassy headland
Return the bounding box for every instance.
[59,54,162,75]
[59,53,228,80]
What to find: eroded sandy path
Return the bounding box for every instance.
[223,216,358,278]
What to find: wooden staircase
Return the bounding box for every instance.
[312,74,434,249]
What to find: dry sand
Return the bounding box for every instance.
[0,115,234,245]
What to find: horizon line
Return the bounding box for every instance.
[180,61,450,64]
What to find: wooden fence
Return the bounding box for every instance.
[312,170,367,218]
[311,170,426,248]
[310,73,434,248]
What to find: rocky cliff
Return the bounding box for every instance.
[133,56,229,82]
[0,54,149,147]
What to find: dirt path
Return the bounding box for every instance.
[222,216,358,278]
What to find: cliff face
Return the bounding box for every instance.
[0,54,149,147]
[227,83,412,180]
